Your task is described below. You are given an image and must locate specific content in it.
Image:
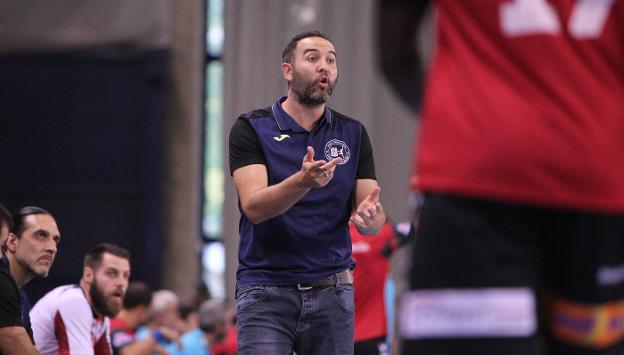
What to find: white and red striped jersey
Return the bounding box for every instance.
[30,285,112,355]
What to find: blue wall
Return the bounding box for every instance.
[0,49,168,302]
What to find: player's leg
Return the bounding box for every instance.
[543,211,624,355]
[294,284,355,355]
[400,193,543,355]
[236,285,298,355]
[355,336,389,355]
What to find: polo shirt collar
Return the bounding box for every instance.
[271,96,333,133]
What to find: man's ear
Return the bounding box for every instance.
[282,62,293,82]
[5,233,18,253]
[83,266,94,283]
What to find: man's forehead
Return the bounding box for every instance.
[297,37,336,54]
[100,252,130,270]
[24,214,59,234]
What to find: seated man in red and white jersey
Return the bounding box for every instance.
[351,219,415,355]
[30,243,131,355]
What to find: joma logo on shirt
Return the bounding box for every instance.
[273,134,290,142]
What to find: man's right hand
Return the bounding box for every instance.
[299,146,341,188]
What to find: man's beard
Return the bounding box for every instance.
[290,67,337,108]
[17,256,49,279]
[89,278,122,317]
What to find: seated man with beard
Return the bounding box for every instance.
[30,243,131,355]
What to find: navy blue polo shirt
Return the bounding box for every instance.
[229,96,376,288]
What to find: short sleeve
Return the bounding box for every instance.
[356,125,377,180]
[229,117,266,175]
[0,271,22,329]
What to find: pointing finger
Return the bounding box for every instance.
[366,186,381,202]
[320,157,342,171]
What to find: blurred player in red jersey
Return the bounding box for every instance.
[351,220,415,355]
[378,1,624,354]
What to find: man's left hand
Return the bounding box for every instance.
[351,186,384,234]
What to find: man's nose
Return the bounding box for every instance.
[45,238,57,253]
[318,60,327,71]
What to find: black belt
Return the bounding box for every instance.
[296,269,353,290]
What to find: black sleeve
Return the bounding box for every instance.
[228,117,266,176]
[356,125,376,180]
[378,0,429,113]
[0,270,23,329]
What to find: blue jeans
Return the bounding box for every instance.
[236,284,355,355]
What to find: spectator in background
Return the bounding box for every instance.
[168,300,228,355]
[111,281,180,355]
[177,303,200,335]
[0,204,46,355]
[0,206,61,355]
[351,218,416,355]
[378,1,624,354]
[163,302,202,355]
[30,243,130,355]
[210,305,237,355]
[137,289,182,348]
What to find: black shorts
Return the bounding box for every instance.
[402,193,624,355]
[355,336,389,355]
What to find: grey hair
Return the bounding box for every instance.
[198,300,226,333]
[150,289,179,316]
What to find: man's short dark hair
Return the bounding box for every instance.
[83,243,131,270]
[0,203,13,231]
[282,30,332,64]
[123,281,153,309]
[11,206,52,238]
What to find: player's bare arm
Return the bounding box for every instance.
[0,326,39,355]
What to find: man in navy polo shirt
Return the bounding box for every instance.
[229,31,385,355]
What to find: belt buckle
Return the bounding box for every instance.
[297,283,313,291]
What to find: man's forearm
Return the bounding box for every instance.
[241,171,311,224]
[0,326,39,355]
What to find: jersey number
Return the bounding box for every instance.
[500,0,615,38]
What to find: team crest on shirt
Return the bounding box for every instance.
[324,139,350,165]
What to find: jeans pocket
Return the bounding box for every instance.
[236,286,269,314]
[332,284,355,314]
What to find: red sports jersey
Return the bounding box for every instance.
[415,0,624,212]
[211,323,238,355]
[351,223,397,342]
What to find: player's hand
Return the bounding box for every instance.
[351,186,383,231]
[299,146,341,188]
